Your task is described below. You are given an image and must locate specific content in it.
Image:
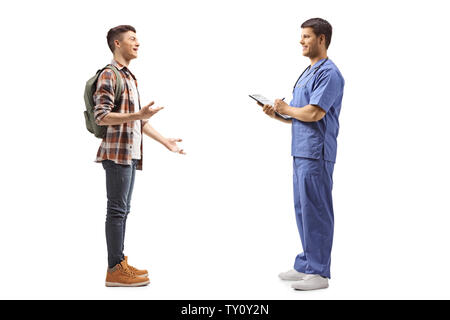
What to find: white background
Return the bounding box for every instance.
[1,0,450,300]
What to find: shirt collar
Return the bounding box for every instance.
[111,59,125,70]
[110,59,136,80]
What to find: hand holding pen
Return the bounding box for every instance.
[274,97,290,115]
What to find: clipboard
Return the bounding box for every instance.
[249,94,292,120]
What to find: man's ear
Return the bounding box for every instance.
[319,34,325,46]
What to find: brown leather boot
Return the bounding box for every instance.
[105,260,150,287]
[124,256,149,278]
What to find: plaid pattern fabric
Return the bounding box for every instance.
[93,60,148,170]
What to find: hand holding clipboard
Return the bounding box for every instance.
[249,94,292,120]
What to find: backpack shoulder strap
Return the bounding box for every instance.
[104,64,123,108]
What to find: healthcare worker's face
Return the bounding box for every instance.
[300,27,321,58]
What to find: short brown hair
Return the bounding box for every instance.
[106,25,136,53]
[301,18,332,49]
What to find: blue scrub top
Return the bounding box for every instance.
[290,58,345,162]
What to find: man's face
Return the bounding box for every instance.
[299,27,321,58]
[115,31,140,60]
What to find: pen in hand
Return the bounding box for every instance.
[275,98,285,113]
[275,98,285,107]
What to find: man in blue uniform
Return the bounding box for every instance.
[258,18,344,290]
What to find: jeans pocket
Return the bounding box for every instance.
[102,159,115,170]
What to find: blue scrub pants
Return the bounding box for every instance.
[293,157,335,279]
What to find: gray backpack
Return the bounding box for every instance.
[83,64,123,138]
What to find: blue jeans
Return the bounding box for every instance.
[102,159,137,268]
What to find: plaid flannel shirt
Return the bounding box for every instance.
[93,60,148,170]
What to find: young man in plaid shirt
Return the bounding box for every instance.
[94,25,185,287]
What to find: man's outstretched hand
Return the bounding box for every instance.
[138,101,164,120]
[165,138,186,155]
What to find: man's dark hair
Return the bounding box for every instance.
[301,18,332,49]
[107,25,136,53]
